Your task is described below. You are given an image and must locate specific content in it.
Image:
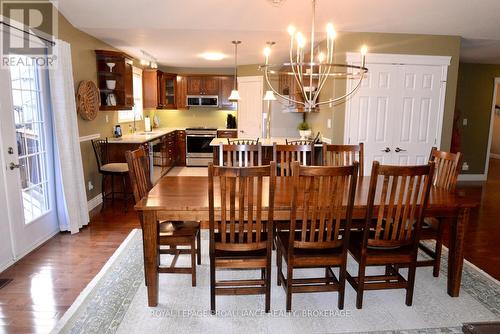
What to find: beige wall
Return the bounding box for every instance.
[456,64,500,173]
[57,13,142,200]
[149,108,236,129]
[491,84,500,156]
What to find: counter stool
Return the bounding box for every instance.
[92,138,131,212]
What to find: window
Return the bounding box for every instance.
[118,67,143,123]
[9,57,50,223]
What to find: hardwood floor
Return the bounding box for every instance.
[0,161,499,333]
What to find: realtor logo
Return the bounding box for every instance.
[1,0,57,67]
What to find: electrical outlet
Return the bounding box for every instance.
[462,162,469,171]
[88,181,94,191]
[463,118,468,126]
[327,119,332,129]
[105,115,109,123]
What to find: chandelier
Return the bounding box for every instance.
[261,0,368,112]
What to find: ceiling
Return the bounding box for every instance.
[56,0,500,67]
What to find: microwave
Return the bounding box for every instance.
[186,95,219,107]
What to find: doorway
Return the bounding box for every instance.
[486,79,500,180]
[0,55,59,271]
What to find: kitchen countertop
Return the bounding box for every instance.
[210,137,322,147]
[107,128,182,144]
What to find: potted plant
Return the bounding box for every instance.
[298,121,312,139]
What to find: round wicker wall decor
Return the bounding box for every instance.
[77,80,100,121]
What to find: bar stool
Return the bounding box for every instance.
[91,138,131,212]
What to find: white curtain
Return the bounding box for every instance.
[49,40,89,234]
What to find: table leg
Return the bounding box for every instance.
[143,211,159,306]
[447,207,470,297]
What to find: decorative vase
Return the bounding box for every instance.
[299,130,312,139]
[106,80,116,90]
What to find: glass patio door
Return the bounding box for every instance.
[0,55,58,262]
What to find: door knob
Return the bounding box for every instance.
[395,147,407,153]
[381,147,391,152]
[9,162,23,170]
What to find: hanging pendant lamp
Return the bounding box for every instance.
[228,40,242,102]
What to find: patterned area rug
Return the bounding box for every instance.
[51,229,500,334]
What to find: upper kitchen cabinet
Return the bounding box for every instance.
[176,76,187,109]
[143,70,177,109]
[95,50,134,111]
[278,65,320,112]
[219,75,236,109]
[186,76,219,95]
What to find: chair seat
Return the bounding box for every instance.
[159,221,200,237]
[348,231,413,265]
[276,231,344,267]
[101,163,129,173]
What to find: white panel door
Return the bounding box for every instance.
[347,64,399,174]
[392,65,444,166]
[237,76,263,138]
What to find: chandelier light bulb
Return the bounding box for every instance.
[287,25,296,36]
[318,52,325,63]
[360,45,368,55]
[326,23,336,39]
[296,32,306,48]
[264,46,272,57]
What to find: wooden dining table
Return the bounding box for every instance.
[135,175,478,307]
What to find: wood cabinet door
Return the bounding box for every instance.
[187,76,203,95]
[177,131,186,166]
[123,62,134,107]
[176,76,187,109]
[164,74,177,109]
[157,71,166,108]
[203,77,220,95]
[142,70,159,109]
[219,76,235,108]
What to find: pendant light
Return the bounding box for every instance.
[228,40,241,102]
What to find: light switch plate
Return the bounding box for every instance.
[327,119,332,129]
[463,118,468,126]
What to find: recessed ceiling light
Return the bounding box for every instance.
[200,52,226,61]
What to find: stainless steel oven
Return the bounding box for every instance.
[185,127,217,166]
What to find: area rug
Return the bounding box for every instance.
[50,229,500,334]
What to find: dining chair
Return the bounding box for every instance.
[346,161,435,309]
[125,147,201,287]
[218,142,262,167]
[208,162,276,313]
[92,138,131,212]
[322,143,364,176]
[419,147,462,276]
[276,161,359,311]
[227,138,259,145]
[286,139,314,145]
[273,142,315,176]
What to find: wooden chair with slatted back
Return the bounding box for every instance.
[208,162,276,313]
[322,143,364,176]
[276,161,359,311]
[218,142,262,167]
[273,143,314,177]
[227,138,259,145]
[346,161,435,309]
[418,147,463,276]
[126,147,201,287]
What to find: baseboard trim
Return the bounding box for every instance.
[490,153,500,160]
[458,174,487,181]
[87,193,103,212]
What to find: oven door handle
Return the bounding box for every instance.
[186,134,216,138]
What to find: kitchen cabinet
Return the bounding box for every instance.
[176,76,187,109]
[219,76,236,109]
[176,130,186,166]
[95,50,134,111]
[143,70,177,109]
[217,130,237,139]
[186,76,220,95]
[278,65,320,112]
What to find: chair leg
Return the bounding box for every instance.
[191,239,196,287]
[276,245,282,286]
[265,250,272,313]
[111,174,115,204]
[210,253,216,314]
[338,265,346,310]
[433,221,444,277]
[122,175,128,213]
[356,260,366,309]
[286,261,293,311]
[100,175,106,212]
[196,229,201,265]
[406,263,417,306]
